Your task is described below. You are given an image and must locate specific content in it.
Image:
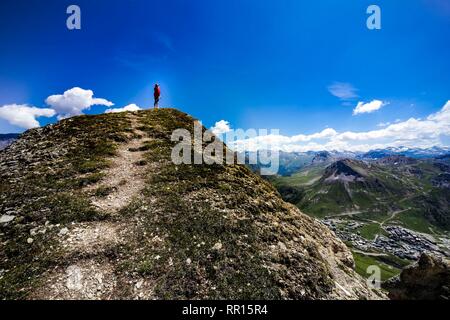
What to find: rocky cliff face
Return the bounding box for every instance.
[384,254,450,300]
[0,109,384,300]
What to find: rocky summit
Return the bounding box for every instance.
[0,109,384,300]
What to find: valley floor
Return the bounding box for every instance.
[322,215,450,281]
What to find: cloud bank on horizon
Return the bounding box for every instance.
[214,100,450,153]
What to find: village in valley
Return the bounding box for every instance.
[322,218,450,261]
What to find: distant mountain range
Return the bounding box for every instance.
[0,133,20,150]
[357,147,450,160]
[244,147,450,177]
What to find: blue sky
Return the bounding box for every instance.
[0,0,449,151]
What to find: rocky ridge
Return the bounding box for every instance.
[0,109,385,300]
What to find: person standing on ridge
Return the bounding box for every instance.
[154,84,161,108]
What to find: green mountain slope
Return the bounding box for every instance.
[273,157,450,232]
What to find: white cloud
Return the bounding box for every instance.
[427,100,450,122]
[46,87,113,119]
[0,104,56,129]
[105,104,142,113]
[290,128,338,142]
[211,120,231,136]
[353,100,387,115]
[328,82,358,100]
[229,100,450,152]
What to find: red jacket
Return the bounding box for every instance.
[154,86,161,99]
